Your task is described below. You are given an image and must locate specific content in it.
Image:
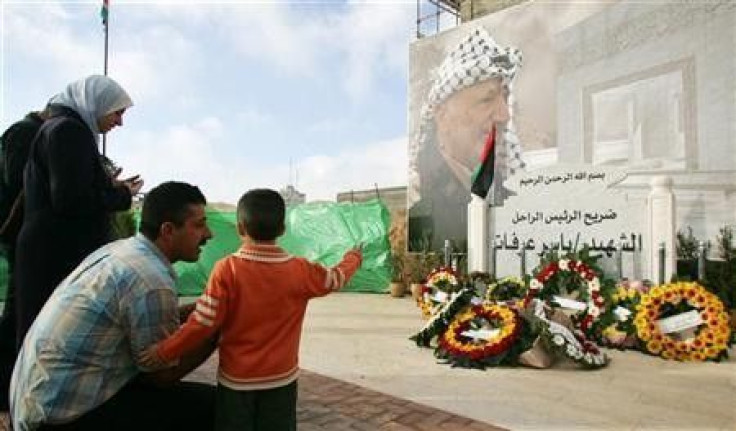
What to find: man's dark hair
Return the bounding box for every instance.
[140,181,206,240]
[237,189,285,241]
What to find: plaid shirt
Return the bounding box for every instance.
[10,234,180,431]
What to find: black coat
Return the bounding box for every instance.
[0,111,44,409]
[0,112,44,245]
[14,105,131,342]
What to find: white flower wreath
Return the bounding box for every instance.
[523,258,606,332]
[530,299,609,369]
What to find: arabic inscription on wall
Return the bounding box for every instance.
[491,165,647,277]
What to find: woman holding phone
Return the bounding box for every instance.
[14,75,143,344]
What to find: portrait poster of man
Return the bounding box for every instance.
[406,3,611,252]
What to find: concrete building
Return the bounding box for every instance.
[336,186,406,214]
[279,185,306,207]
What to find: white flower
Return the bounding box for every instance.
[613,306,631,322]
[589,278,600,292]
[574,350,583,360]
[588,306,600,318]
[530,279,542,290]
[552,334,565,346]
[566,344,576,356]
[584,352,593,363]
[559,259,569,271]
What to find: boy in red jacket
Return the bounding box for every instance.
[141,188,362,430]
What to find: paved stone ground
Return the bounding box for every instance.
[0,369,503,431]
[297,370,505,431]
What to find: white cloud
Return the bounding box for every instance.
[219,3,330,78]
[3,4,99,81]
[237,106,272,127]
[307,117,349,134]
[109,117,243,203]
[1,3,203,112]
[113,22,204,104]
[111,126,406,205]
[3,3,411,207]
[337,2,414,102]
[213,2,414,102]
[294,136,408,201]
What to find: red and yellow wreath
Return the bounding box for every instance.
[436,304,521,368]
[634,282,732,362]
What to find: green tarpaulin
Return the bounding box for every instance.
[0,199,392,300]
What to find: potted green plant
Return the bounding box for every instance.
[405,252,426,301]
[408,251,443,300]
[389,249,406,298]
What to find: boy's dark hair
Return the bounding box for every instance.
[140,181,206,240]
[237,189,285,241]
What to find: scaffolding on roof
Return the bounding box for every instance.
[416,0,460,38]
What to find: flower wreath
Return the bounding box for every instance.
[417,294,435,320]
[410,287,474,347]
[416,267,462,320]
[435,304,521,369]
[529,299,609,369]
[425,267,460,293]
[524,258,606,332]
[485,276,527,303]
[634,282,732,362]
[591,280,648,349]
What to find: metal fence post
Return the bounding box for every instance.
[658,242,666,284]
[697,240,707,281]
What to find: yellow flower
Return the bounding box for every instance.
[662,350,675,360]
[650,286,664,297]
[634,317,648,330]
[646,340,663,354]
[638,330,652,340]
[602,326,617,336]
[704,347,719,358]
[691,352,706,362]
[676,352,690,362]
[714,326,730,338]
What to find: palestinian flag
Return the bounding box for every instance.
[470,126,496,199]
[101,0,109,25]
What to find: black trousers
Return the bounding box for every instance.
[38,379,216,431]
[215,381,297,431]
[0,245,17,411]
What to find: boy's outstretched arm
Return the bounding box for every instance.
[305,245,363,295]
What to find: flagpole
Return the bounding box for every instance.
[102,0,109,156]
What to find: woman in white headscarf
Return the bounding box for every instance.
[14,75,144,343]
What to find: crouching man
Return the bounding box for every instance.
[10,181,217,431]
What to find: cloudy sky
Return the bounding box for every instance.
[1,0,443,204]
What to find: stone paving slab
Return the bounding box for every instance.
[0,369,503,431]
[297,369,505,431]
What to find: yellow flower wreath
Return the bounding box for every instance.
[634,282,731,362]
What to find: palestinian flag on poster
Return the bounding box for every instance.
[101,0,109,25]
[470,126,496,199]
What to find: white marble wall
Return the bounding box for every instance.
[555,1,736,244]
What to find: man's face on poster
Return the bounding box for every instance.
[433,77,510,185]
